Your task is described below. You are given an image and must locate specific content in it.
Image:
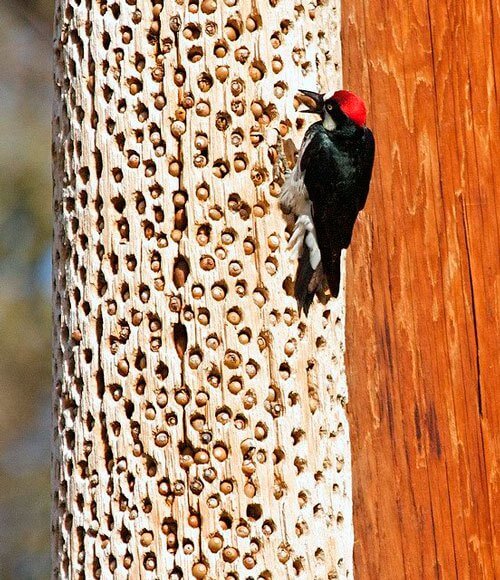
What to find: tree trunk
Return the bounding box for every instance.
[343,0,499,577]
[52,1,350,578]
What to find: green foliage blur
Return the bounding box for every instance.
[0,1,53,578]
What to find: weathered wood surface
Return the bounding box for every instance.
[343,0,499,577]
[52,1,352,578]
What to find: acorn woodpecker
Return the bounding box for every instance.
[280,89,375,314]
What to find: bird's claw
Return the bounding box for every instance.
[287,215,314,260]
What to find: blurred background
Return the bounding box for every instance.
[0,0,53,577]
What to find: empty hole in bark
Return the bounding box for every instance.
[296,117,305,131]
[97,271,108,296]
[294,456,306,474]
[106,117,115,134]
[111,193,125,213]
[102,84,113,103]
[78,190,88,209]
[291,428,305,445]
[120,282,130,302]
[78,234,88,249]
[94,149,102,179]
[273,448,285,465]
[173,256,190,288]
[174,323,188,358]
[110,421,121,436]
[109,2,120,18]
[78,166,90,184]
[246,504,262,521]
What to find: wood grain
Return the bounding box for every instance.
[342,0,499,577]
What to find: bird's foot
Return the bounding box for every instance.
[288,214,314,260]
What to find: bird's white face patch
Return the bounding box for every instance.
[323,113,336,131]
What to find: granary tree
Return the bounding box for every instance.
[52,0,351,577]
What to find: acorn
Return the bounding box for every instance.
[192,563,207,579]
[215,66,229,82]
[201,0,216,13]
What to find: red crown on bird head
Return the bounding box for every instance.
[330,90,367,126]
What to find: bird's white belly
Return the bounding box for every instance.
[279,136,311,216]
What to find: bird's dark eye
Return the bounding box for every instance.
[326,104,333,111]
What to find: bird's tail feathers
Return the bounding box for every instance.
[324,253,341,298]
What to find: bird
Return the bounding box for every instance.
[279,89,375,315]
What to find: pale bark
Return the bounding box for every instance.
[52,1,350,578]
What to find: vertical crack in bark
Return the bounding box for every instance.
[460,196,482,416]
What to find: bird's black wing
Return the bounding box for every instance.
[355,128,375,212]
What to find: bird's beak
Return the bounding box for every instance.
[298,90,324,114]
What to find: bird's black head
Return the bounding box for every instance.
[298,89,368,131]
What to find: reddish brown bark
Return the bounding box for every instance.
[343,0,499,577]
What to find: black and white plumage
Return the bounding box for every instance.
[280,89,375,314]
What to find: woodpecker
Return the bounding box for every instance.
[280,89,375,314]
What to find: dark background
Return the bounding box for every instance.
[0,1,53,578]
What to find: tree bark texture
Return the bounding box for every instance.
[52,1,350,578]
[343,0,499,577]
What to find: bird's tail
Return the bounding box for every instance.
[294,246,323,315]
[323,252,341,298]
